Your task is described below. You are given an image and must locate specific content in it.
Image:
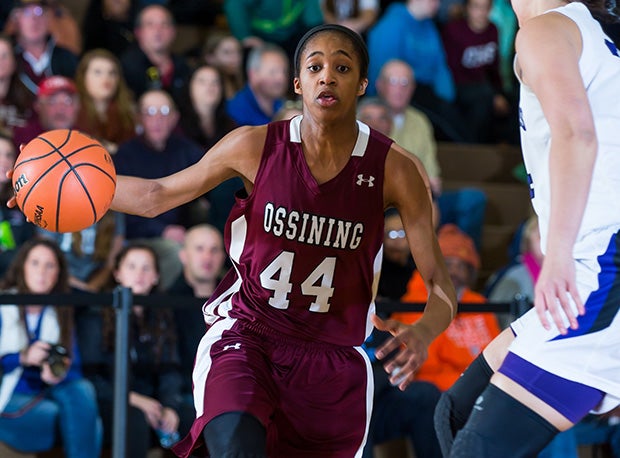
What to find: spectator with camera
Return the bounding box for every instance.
[0,238,102,457]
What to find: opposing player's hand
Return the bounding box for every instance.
[371,314,429,391]
[534,254,584,334]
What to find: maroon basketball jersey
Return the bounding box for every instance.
[204,116,392,346]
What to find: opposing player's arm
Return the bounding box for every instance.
[373,145,457,390]
[111,125,267,218]
[516,13,595,329]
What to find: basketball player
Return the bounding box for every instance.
[433,0,620,456]
[106,24,457,457]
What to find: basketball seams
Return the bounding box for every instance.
[18,143,111,211]
[56,164,116,232]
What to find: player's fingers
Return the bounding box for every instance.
[19,143,25,153]
[534,289,551,330]
[569,284,585,317]
[546,290,568,335]
[6,195,16,208]
[557,286,578,330]
[374,334,402,361]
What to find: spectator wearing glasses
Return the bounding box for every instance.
[8,0,78,97]
[113,89,204,290]
[375,59,487,249]
[12,74,79,149]
[4,0,82,55]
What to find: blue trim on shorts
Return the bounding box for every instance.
[498,352,604,423]
[553,230,620,340]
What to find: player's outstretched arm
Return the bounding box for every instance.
[111,125,267,218]
[373,144,457,390]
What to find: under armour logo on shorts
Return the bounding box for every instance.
[223,343,242,351]
[356,174,375,187]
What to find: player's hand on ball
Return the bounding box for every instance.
[371,314,429,391]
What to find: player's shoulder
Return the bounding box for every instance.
[220,124,269,155]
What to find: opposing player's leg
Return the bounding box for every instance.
[434,327,513,455]
[449,352,605,457]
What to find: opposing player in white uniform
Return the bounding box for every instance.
[434,0,620,456]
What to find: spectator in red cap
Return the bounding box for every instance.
[392,223,501,391]
[12,74,79,149]
[8,0,78,97]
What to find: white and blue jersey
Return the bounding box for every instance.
[510,2,620,413]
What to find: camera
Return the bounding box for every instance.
[47,344,69,378]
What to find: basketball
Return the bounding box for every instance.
[13,129,116,233]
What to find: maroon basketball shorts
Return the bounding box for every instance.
[182,316,374,457]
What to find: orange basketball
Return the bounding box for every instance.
[13,129,116,233]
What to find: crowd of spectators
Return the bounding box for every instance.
[0,0,617,457]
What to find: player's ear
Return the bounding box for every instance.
[293,77,302,95]
[358,78,368,96]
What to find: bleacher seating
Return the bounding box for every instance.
[436,142,533,289]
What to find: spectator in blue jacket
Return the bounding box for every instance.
[367,0,471,141]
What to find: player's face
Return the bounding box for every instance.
[24,245,60,294]
[114,248,159,295]
[85,57,119,102]
[294,33,368,118]
[190,66,223,112]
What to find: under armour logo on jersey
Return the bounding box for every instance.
[223,343,242,351]
[356,174,375,187]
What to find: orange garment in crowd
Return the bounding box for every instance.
[392,271,501,391]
